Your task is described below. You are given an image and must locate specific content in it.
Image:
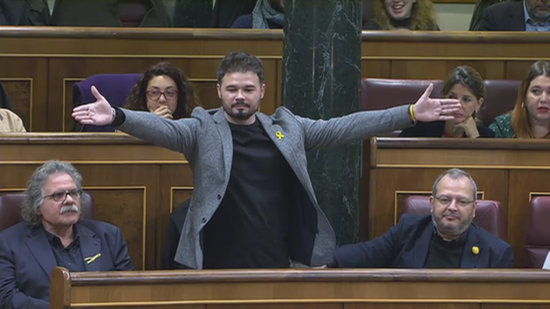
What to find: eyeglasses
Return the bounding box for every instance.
[146,88,178,101]
[44,189,82,202]
[434,195,474,207]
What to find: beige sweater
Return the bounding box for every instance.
[0,108,26,132]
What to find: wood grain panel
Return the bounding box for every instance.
[346,305,476,309]
[210,305,341,309]
[0,79,31,129]
[0,58,48,131]
[193,81,220,110]
[483,305,550,309]
[83,188,146,270]
[508,170,550,267]
[390,60,505,80]
[505,61,538,80]
[49,268,550,309]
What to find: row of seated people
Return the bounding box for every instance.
[376,0,550,32]
[1,162,549,308]
[363,61,550,139]
[0,0,254,28]
[1,0,543,31]
[2,165,547,270]
[69,59,549,140]
[2,57,548,139]
[0,0,284,28]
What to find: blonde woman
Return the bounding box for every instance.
[363,0,439,30]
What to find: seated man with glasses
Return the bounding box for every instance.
[331,168,513,268]
[0,160,134,309]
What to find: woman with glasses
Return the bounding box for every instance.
[124,62,198,120]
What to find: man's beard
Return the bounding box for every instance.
[432,213,471,238]
[223,100,257,120]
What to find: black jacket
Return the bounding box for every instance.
[476,0,526,31]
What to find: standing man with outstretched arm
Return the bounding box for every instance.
[73,51,460,269]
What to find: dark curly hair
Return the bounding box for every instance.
[217,51,265,84]
[124,62,198,119]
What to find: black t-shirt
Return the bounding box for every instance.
[424,228,468,268]
[45,226,86,272]
[203,120,300,268]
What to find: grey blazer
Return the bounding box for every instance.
[119,105,412,269]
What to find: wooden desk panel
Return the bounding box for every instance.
[366,138,550,267]
[360,31,550,81]
[0,27,284,132]
[50,267,550,308]
[0,133,191,269]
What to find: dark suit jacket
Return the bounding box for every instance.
[0,0,26,25]
[0,220,134,309]
[0,0,49,25]
[399,120,495,137]
[334,214,514,268]
[476,0,526,31]
[50,0,171,27]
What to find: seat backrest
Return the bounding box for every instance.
[361,78,520,128]
[524,196,550,268]
[361,78,444,111]
[73,73,140,132]
[478,79,520,126]
[0,191,95,231]
[118,1,151,27]
[401,195,507,241]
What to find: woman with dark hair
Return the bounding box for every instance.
[490,61,550,138]
[400,65,494,138]
[363,0,439,30]
[124,62,198,120]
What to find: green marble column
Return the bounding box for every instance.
[283,0,363,245]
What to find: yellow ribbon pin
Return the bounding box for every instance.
[471,246,479,255]
[275,131,284,140]
[84,253,102,264]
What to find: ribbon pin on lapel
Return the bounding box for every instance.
[84,253,102,264]
[275,131,285,140]
[471,246,479,255]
